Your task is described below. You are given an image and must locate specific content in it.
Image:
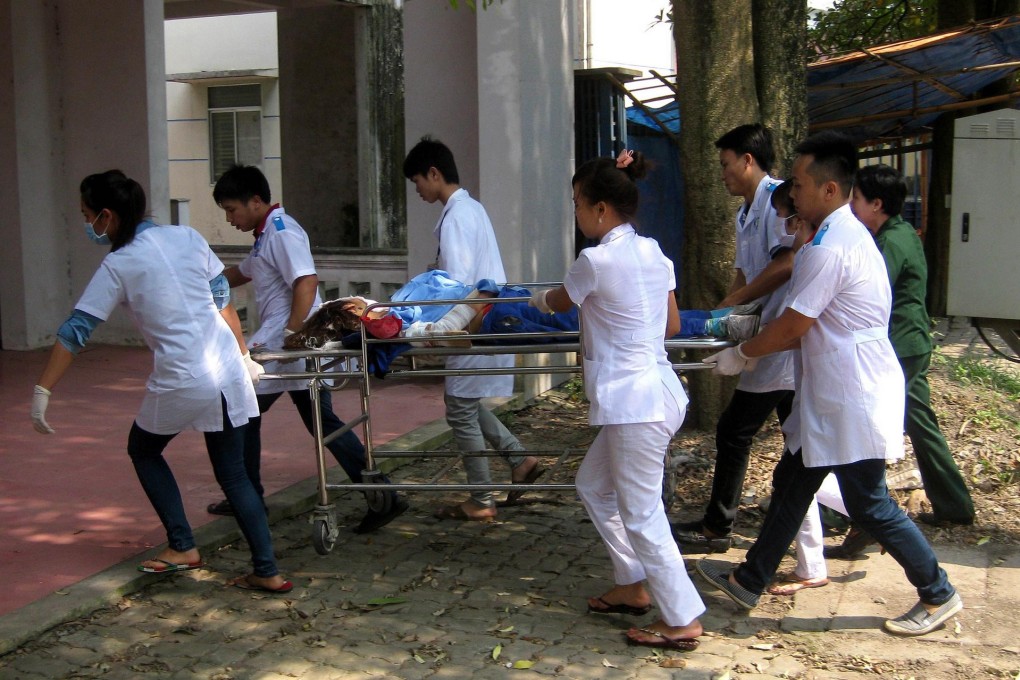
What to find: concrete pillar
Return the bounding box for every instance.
[477,1,575,284]
[403,0,480,275]
[0,0,169,350]
[356,2,405,249]
[278,2,405,251]
[278,5,359,248]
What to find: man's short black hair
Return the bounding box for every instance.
[794,131,858,196]
[402,135,459,184]
[854,164,906,218]
[715,123,776,174]
[213,165,271,205]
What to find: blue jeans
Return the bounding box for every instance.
[126,403,278,578]
[734,450,956,606]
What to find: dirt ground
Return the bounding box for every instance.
[504,342,1020,679]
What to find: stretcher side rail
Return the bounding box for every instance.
[251,289,734,554]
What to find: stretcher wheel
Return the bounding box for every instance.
[362,470,392,513]
[312,518,335,555]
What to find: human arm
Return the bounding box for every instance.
[220,303,247,354]
[716,270,746,308]
[224,265,251,288]
[741,307,815,357]
[702,308,813,375]
[529,285,572,314]
[665,290,680,338]
[287,274,319,334]
[717,248,794,308]
[31,342,77,433]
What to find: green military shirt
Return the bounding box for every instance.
[874,214,931,358]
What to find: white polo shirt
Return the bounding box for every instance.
[75,225,259,434]
[238,206,322,394]
[784,204,905,467]
[734,175,795,393]
[564,224,687,426]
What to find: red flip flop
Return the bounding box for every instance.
[230,575,294,594]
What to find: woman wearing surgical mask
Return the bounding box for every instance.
[29,170,292,594]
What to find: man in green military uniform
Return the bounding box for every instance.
[850,163,975,527]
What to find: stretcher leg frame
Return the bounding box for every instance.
[254,287,733,553]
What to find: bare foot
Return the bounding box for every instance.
[139,547,201,572]
[767,573,830,596]
[433,499,497,521]
[588,582,651,612]
[511,456,541,483]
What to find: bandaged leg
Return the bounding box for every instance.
[404,289,490,346]
[428,300,480,333]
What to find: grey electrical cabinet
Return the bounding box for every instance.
[947,109,1020,320]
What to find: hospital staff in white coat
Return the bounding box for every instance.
[403,136,543,521]
[30,170,290,593]
[532,150,704,652]
[696,132,961,637]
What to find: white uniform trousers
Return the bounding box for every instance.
[794,472,847,580]
[575,386,705,626]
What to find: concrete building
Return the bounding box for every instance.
[2,0,671,354]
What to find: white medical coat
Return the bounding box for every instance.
[238,206,322,394]
[784,204,905,467]
[733,175,795,393]
[435,188,513,398]
[75,225,259,434]
[564,224,688,426]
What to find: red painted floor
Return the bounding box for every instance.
[0,345,445,617]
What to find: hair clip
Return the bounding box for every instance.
[615,149,634,169]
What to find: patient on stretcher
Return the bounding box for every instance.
[283,270,761,351]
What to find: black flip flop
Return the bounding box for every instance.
[587,596,653,616]
[507,465,547,503]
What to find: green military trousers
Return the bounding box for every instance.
[899,352,975,523]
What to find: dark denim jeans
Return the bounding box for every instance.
[703,388,794,535]
[245,388,369,496]
[735,450,956,606]
[126,405,278,578]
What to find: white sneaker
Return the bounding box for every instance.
[723,314,761,342]
[884,592,962,636]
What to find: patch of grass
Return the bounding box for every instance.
[932,349,1020,402]
[559,377,586,403]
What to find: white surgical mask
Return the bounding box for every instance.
[774,214,797,249]
[84,213,111,246]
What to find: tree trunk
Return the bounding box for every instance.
[673,0,758,429]
[752,0,809,176]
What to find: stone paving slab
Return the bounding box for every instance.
[2,317,1019,678]
[3,471,1015,679]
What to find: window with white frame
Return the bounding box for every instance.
[208,84,263,183]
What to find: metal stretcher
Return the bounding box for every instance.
[253,293,732,554]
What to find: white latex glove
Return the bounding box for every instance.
[282,328,295,338]
[702,343,759,375]
[31,385,55,434]
[242,351,265,385]
[528,289,553,314]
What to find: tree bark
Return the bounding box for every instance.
[673,0,758,429]
[752,0,809,176]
